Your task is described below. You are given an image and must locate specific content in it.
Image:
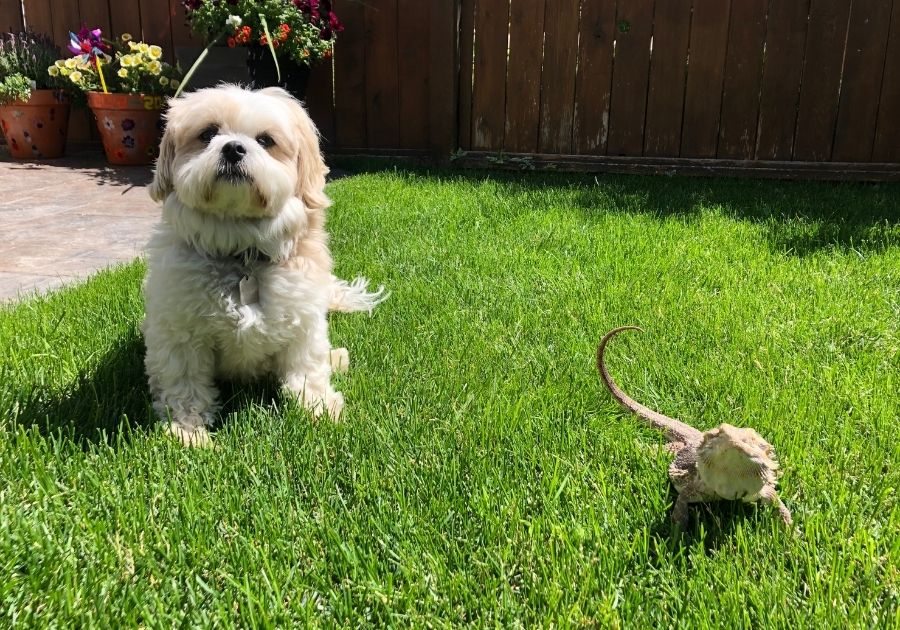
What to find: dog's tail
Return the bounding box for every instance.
[329,276,389,313]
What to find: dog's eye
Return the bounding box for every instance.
[198,125,219,144]
[256,133,275,149]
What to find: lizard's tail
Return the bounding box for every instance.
[596,327,703,444]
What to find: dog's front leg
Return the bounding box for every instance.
[144,322,219,446]
[277,314,344,419]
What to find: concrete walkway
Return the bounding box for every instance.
[0,148,159,302]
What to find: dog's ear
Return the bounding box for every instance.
[259,87,330,212]
[149,115,175,202]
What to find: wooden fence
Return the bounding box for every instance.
[4,0,456,154]
[4,0,900,178]
[458,0,900,178]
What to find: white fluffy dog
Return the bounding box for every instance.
[143,85,384,446]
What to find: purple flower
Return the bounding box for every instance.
[121,118,135,131]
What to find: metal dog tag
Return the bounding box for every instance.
[239,275,259,305]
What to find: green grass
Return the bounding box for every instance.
[1,168,898,627]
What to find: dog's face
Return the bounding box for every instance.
[150,85,329,217]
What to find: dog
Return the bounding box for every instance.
[143,85,385,446]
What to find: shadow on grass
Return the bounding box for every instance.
[329,159,900,255]
[646,489,784,560]
[9,332,288,447]
[9,334,155,446]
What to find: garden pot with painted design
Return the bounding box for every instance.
[87,91,164,166]
[0,89,70,159]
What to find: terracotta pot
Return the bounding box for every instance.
[0,89,70,159]
[87,91,165,166]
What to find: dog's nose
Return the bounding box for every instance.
[221,141,246,164]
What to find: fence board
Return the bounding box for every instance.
[398,0,429,149]
[538,0,580,154]
[428,0,457,157]
[873,1,900,162]
[755,0,810,161]
[1,0,23,31]
[364,0,400,148]
[471,0,508,150]
[50,0,79,50]
[681,0,731,157]
[169,0,194,48]
[832,0,893,162]
[140,0,175,62]
[573,0,616,154]
[457,0,475,150]
[505,0,545,153]
[21,0,51,34]
[333,0,366,148]
[644,0,691,157]
[109,0,142,44]
[77,0,111,36]
[606,0,654,156]
[794,0,852,161]
[717,0,767,159]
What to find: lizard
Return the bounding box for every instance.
[596,326,793,526]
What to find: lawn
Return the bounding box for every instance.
[1,167,898,627]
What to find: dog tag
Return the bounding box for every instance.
[239,275,259,305]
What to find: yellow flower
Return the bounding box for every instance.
[148,60,162,75]
[64,58,77,69]
[139,43,150,54]
[77,61,90,71]
[54,59,66,68]
[60,67,70,76]
[128,41,138,51]
[148,45,162,59]
[121,33,132,42]
[169,79,180,90]
[48,65,59,76]
[118,68,128,78]
[69,70,82,83]
[159,76,169,86]
[120,55,133,67]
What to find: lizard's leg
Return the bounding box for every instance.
[671,490,692,526]
[760,487,793,525]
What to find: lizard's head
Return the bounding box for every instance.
[696,423,780,501]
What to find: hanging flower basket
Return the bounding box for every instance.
[0,89,70,159]
[87,91,164,166]
[246,45,310,100]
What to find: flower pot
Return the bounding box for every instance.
[0,89,70,159]
[246,47,311,100]
[87,91,165,166]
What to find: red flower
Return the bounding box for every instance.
[329,11,343,32]
[227,36,236,47]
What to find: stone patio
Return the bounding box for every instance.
[0,147,158,302]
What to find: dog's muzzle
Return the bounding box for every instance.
[217,141,250,183]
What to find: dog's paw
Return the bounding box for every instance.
[166,422,213,448]
[330,347,349,373]
[304,389,344,421]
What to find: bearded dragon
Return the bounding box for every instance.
[596,326,793,526]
